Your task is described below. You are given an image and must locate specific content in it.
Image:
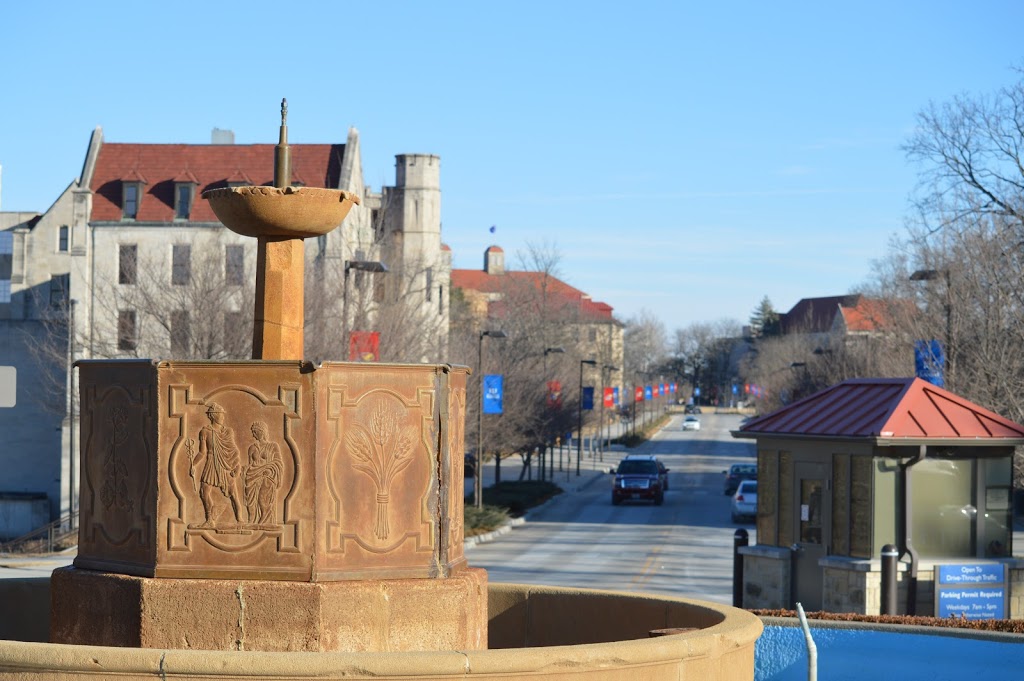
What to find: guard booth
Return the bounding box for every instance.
[732,377,1024,617]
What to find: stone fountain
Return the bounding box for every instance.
[49,100,482,652]
[0,102,761,679]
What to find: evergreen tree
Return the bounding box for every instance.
[749,296,780,338]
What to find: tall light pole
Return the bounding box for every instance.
[475,329,508,508]
[342,260,387,359]
[577,359,597,476]
[910,268,952,388]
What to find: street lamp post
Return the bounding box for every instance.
[577,359,597,476]
[475,329,508,508]
[342,260,387,359]
[910,268,952,388]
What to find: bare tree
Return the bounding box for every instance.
[84,245,254,360]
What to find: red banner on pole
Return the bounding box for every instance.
[635,386,644,402]
[348,331,380,361]
[546,380,563,408]
[603,387,614,408]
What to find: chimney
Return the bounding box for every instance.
[211,128,235,145]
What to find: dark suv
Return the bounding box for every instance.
[612,456,667,505]
[723,463,757,495]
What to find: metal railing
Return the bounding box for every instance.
[0,511,79,555]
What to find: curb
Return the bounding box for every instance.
[464,517,525,549]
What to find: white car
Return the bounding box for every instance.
[731,480,757,523]
[681,416,701,431]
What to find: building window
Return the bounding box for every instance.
[119,244,137,285]
[172,245,191,285]
[49,274,68,308]
[439,286,444,314]
[588,328,597,342]
[118,310,137,351]
[174,184,194,220]
[225,245,245,285]
[425,267,433,301]
[122,183,141,219]
[58,225,69,252]
[171,310,190,356]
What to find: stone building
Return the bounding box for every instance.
[0,127,449,535]
[451,244,624,393]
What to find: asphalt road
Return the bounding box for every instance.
[465,412,759,604]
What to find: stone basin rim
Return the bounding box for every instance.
[203,185,361,239]
[0,583,762,679]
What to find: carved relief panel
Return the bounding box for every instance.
[318,363,440,579]
[156,362,315,580]
[76,361,157,572]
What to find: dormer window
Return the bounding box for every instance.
[172,170,199,221]
[123,183,141,219]
[121,170,147,220]
[175,183,194,220]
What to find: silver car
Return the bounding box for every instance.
[731,480,757,523]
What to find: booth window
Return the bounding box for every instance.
[911,458,975,557]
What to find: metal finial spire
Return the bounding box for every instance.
[275,97,291,188]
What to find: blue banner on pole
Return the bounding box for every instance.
[613,387,620,405]
[915,340,945,388]
[483,375,504,414]
[644,385,653,400]
[582,386,594,410]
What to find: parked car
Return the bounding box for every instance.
[611,455,667,505]
[723,463,757,495]
[731,480,757,523]
[681,415,701,431]
[684,404,702,415]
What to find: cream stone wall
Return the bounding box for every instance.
[738,545,790,610]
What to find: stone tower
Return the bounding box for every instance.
[375,154,450,360]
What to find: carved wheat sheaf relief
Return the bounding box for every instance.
[346,397,417,540]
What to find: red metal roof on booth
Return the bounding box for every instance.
[737,378,1024,440]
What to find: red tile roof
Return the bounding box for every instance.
[737,378,1024,441]
[451,268,616,323]
[89,142,345,222]
[838,298,909,333]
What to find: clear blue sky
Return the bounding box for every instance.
[2,1,1022,333]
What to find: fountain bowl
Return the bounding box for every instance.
[0,580,762,680]
[203,186,360,238]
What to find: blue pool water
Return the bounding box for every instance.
[757,624,1024,681]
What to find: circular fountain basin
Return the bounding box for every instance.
[0,580,761,680]
[203,186,360,238]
